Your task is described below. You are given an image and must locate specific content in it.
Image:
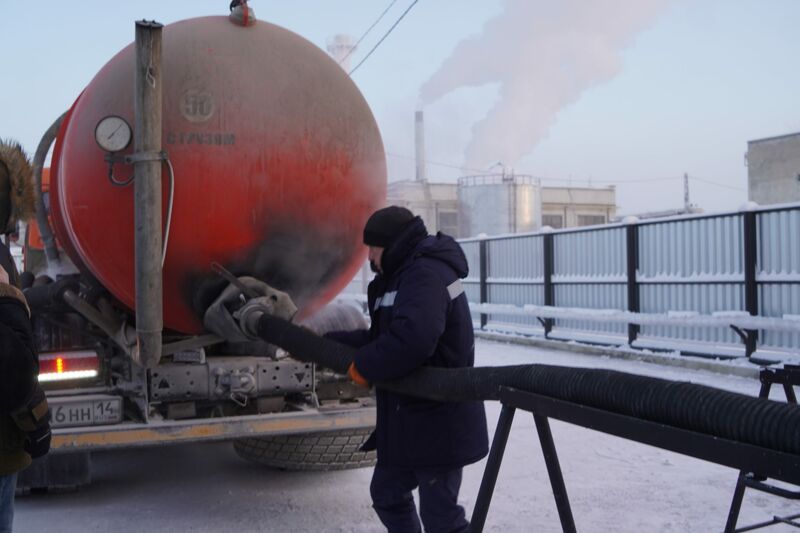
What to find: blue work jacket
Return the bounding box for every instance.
[329,217,488,469]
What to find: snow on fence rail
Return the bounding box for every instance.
[470,303,800,333]
[335,291,800,361]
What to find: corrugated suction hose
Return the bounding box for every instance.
[256,313,800,455]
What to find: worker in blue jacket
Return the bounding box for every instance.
[328,206,488,533]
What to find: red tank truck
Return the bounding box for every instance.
[20,8,384,490]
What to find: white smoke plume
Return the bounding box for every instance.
[419,0,671,171]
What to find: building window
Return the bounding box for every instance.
[577,214,606,227]
[437,211,458,236]
[542,214,564,229]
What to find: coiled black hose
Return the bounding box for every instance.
[256,314,800,455]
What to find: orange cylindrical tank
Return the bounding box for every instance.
[51,16,386,333]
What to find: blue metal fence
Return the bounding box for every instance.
[459,203,800,358]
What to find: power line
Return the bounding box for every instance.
[388,153,683,184]
[386,152,485,174]
[569,176,681,184]
[349,0,420,76]
[338,0,400,67]
[690,176,746,191]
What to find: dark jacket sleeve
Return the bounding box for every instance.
[354,265,449,382]
[0,283,38,412]
[324,329,371,348]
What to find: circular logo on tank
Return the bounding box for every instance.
[181,88,215,122]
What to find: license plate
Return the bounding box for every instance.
[49,395,123,428]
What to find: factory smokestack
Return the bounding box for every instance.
[326,34,357,72]
[415,110,426,182]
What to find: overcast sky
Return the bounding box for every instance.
[2,0,798,215]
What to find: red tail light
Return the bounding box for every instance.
[39,350,100,382]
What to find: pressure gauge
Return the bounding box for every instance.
[94,115,132,153]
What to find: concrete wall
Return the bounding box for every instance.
[748,132,800,205]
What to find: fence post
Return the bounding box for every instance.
[742,211,759,357]
[543,233,554,337]
[626,221,640,345]
[479,239,488,329]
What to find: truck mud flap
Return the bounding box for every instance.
[16,452,91,494]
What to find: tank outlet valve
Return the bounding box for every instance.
[229,0,256,27]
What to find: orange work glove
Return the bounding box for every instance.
[348,362,370,388]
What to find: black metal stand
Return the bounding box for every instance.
[724,365,800,533]
[469,386,800,533]
[471,404,577,533]
[471,405,517,533]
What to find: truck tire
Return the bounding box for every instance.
[233,303,374,471]
[232,427,376,471]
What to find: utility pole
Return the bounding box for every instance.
[684,172,691,211]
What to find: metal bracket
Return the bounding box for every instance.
[229,391,248,407]
[308,391,321,409]
[104,150,167,166]
[215,367,257,404]
[729,324,760,359]
[161,334,223,356]
[124,150,168,164]
[61,289,136,357]
[104,150,168,186]
[729,325,749,344]
[535,316,548,335]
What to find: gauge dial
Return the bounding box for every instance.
[94,115,132,153]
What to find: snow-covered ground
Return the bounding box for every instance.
[14,339,798,532]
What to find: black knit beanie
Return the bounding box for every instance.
[363,206,415,248]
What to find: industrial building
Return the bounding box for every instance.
[390,110,617,237]
[539,185,617,230]
[386,177,617,238]
[386,179,461,236]
[747,131,800,205]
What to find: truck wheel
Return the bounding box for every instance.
[234,303,374,471]
[232,427,376,471]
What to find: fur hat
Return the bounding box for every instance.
[363,206,415,248]
[0,140,36,233]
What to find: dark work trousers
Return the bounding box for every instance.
[370,464,469,533]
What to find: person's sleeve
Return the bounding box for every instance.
[353,266,448,382]
[0,283,38,411]
[324,329,371,348]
